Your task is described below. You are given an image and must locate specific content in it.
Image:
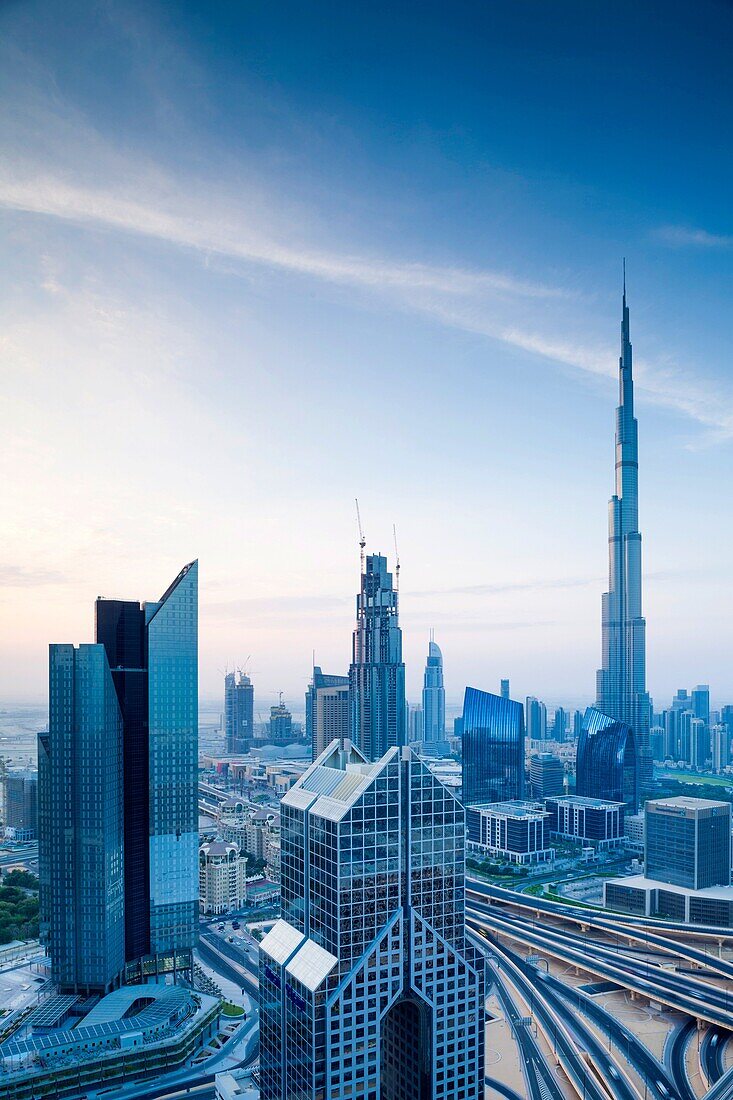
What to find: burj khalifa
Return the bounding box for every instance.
[595,274,652,789]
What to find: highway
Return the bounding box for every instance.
[467,902,733,1027]
[700,1025,730,1087]
[665,1020,697,1100]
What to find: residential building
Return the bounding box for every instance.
[712,724,730,772]
[225,670,254,754]
[268,700,296,747]
[576,706,639,814]
[466,801,554,864]
[595,280,652,789]
[4,771,38,840]
[462,688,525,806]
[530,753,564,799]
[422,635,446,744]
[199,842,248,914]
[313,683,349,759]
[349,553,406,761]
[408,703,424,743]
[552,707,568,742]
[545,795,625,849]
[624,812,645,853]
[40,562,198,992]
[307,668,349,758]
[645,796,731,890]
[259,739,484,1100]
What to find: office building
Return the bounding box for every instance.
[422,635,446,744]
[692,684,710,725]
[552,707,568,742]
[595,279,652,789]
[525,696,547,741]
[690,718,709,768]
[466,801,554,864]
[349,553,406,761]
[576,706,639,814]
[312,683,349,759]
[530,752,564,799]
[408,703,424,743]
[500,678,510,700]
[712,724,730,772]
[41,644,125,993]
[462,688,525,806]
[225,670,254,754]
[4,770,38,840]
[307,668,349,756]
[259,739,484,1100]
[649,725,665,762]
[545,795,624,849]
[645,796,731,890]
[199,842,248,915]
[41,562,198,992]
[267,699,296,747]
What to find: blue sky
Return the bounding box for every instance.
[1,0,732,708]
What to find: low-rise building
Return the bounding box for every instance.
[545,795,624,849]
[199,842,248,915]
[466,801,554,865]
[623,813,645,853]
[604,875,733,927]
[245,876,280,907]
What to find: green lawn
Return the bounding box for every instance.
[657,772,732,787]
[222,1002,245,1017]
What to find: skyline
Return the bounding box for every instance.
[2,1,733,705]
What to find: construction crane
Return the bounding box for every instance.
[393,524,401,597]
[355,498,366,574]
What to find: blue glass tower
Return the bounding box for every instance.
[41,561,198,991]
[461,687,525,806]
[41,644,125,993]
[225,669,254,754]
[576,705,639,813]
[349,554,406,761]
[596,275,652,787]
[422,635,446,744]
[260,740,484,1100]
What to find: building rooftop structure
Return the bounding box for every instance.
[647,795,730,811]
[474,800,547,819]
[607,874,733,901]
[548,795,625,810]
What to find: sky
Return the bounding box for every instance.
[1,0,732,711]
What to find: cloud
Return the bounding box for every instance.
[654,225,733,250]
[0,565,67,587]
[205,594,349,621]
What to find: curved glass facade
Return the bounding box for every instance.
[576,706,639,813]
[461,687,525,807]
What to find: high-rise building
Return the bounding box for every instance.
[41,644,125,993]
[500,678,510,700]
[259,739,484,1100]
[595,278,652,789]
[40,562,198,991]
[576,706,639,814]
[645,797,731,890]
[530,752,564,799]
[4,770,38,839]
[349,553,406,761]
[572,709,584,740]
[408,703,424,743]
[307,667,349,755]
[691,684,710,725]
[690,718,709,768]
[422,636,446,743]
[712,725,730,773]
[525,696,547,742]
[225,669,254,754]
[462,688,525,806]
[313,683,350,759]
[552,706,568,742]
[268,700,296,747]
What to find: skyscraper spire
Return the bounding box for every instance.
[595,275,652,790]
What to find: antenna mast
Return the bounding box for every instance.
[393,524,401,600]
[355,498,366,574]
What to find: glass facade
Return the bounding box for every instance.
[461,687,525,807]
[349,554,406,761]
[576,706,639,814]
[224,669,254,754]
[260,741,484,1100]
[41,644,125,993]
[645,797,731,890]
[422,638,445,744]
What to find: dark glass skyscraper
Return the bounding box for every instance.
[422,635,446,744]
[260,740,484,1100]
[576,705,639,813]
[225,669,254,754]
[41,562,198,991]
[349,553,406,761]
[596,278,652,787]
[461,687,525,806]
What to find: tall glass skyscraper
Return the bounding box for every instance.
[41,644,125,993]
[596,278,652,787]
[422,635,446,744]
[259,739,484,1100]
[349,553,406,761]
[225,669,254,754]
[576,705,639,813]
[41,562,198,991]
[461,687,525,806]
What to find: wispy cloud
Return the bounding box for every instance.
[0,565,66,588]
[654,225,733,250]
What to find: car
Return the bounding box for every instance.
[232,921,241,929]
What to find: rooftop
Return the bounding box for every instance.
[646,796,730,812]
[470,800,548,819]
[548,795,625,809]
[609,875,733,900]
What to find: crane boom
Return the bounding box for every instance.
[393,523,400,596]
[355,498,366,574]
